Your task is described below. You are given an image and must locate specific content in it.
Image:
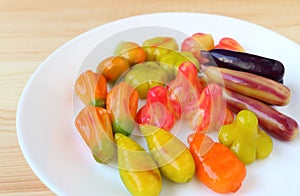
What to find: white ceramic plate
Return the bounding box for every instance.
[17,12,300,196]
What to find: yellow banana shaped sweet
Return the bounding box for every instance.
[115,133,162,196]
[140,124,195,183]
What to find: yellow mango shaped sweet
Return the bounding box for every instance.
[140,125,195,183]
[115,133,162,196]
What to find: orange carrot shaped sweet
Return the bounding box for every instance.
[75,70,107,107]
[214,37,245,52]
[106,82,139,136]
[188,133,246,193]
[74,106,115,164]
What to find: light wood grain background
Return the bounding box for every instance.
[1,0,299,195]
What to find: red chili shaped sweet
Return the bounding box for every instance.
[167,62,233,132]
[192,83,234,133]
[166,62,204,119]
[135,86,176,131]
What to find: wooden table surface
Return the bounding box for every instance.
[0,0,299,195]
